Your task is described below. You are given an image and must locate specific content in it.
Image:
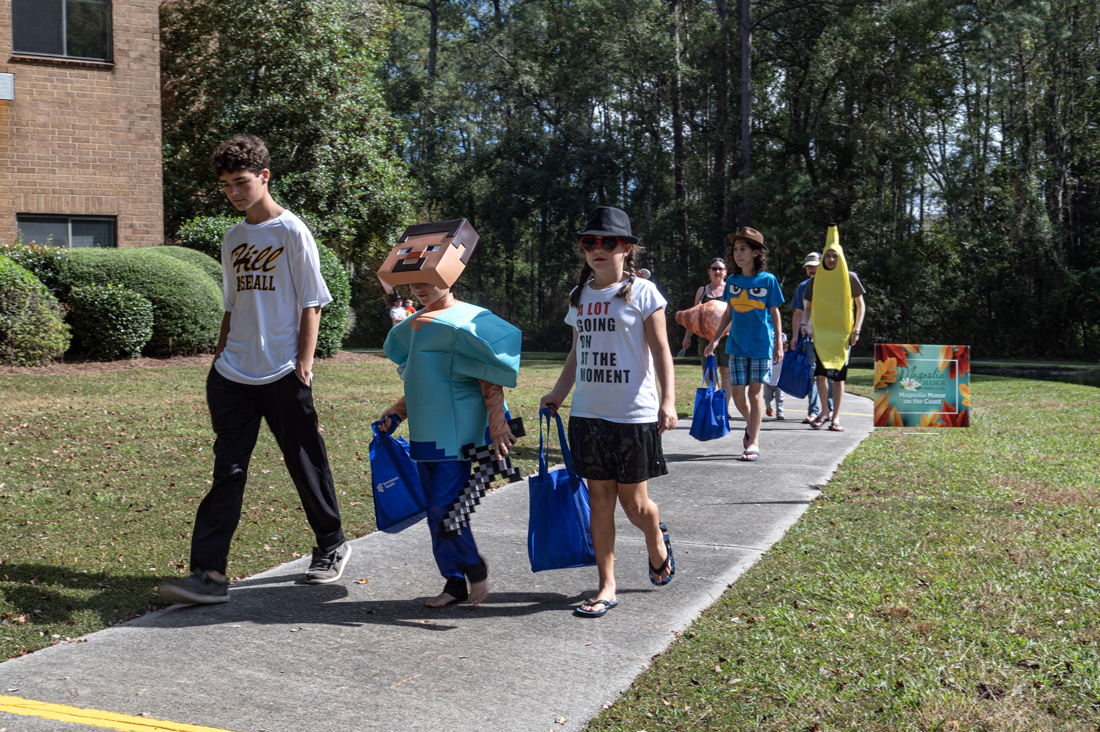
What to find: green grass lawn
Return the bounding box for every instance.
[588,373,1100,731]
[0,355,702,660]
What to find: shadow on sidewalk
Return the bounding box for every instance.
[150,578,657,632]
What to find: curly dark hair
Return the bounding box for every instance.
[727,240,768,275]
[211,134,271,177]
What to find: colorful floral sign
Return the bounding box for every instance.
[874,344,970,427]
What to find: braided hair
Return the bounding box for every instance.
[568,244,644,308]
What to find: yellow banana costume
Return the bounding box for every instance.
[810,226,853,372]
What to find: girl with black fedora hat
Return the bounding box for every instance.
[541,206,677,618]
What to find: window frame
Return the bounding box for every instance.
[10,0,114,64]
[16,214,118,249]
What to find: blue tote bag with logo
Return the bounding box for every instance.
[777,344,812,399]
[689,354,730,441]
[527,408,596,572]
[369,417,427,532]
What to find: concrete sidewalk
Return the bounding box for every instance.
[0,395,873,732]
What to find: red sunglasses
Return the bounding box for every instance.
[580,235,625,252]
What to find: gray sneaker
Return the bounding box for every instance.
[304,542,351,584]
[159,569,229,605]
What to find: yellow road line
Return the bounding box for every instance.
[0,696,238,732]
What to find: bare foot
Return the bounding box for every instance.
[424,591,462,608]
[467,579,489,606]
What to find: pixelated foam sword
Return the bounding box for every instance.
[439,417,526,539]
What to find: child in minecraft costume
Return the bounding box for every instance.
[377,220,522,607]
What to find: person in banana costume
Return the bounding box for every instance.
[798,225,866,431]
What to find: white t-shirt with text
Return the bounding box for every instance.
[215,210,333,385]
[564,277,668,424]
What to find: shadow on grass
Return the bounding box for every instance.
[1,562,165,639]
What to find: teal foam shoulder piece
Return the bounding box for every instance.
[384,302,521,460]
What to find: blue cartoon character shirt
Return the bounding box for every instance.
[724,271,784,359]
[384,302,521,462]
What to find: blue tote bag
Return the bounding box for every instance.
[689,354,730,441]
[527,408,596,572]
[369,417,427,532]
[777,344,812,399]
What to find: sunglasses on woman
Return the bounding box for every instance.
[580,235,625,252]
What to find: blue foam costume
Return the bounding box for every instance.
[384,302,521,598]
[385,303,521,460]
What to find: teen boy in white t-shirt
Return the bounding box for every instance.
[160,135,349,605]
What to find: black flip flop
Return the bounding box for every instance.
[574,598,619,617]
[649,523,675,586]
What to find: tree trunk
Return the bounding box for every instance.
[714,0,731,244]
[671,0,688,249]
[423,0,439,139]
[738,0,752,227]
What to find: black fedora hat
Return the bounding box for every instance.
[573,206,639,244]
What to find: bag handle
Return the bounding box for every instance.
[372,415,402,438]
[700,353,719,389]
[538,407,581,482]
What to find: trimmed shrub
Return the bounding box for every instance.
[0,255,70,366]
[176,215,239,260]
[68,284,154,360]
[56,248,222,356]
[0,240,70,291]
[316,244,351,359]
[148,246,223,286]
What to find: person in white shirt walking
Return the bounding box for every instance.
[160,135,349,605]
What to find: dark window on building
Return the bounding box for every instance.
[12,0,111,62]
[17,215,117,248]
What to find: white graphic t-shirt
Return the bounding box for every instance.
[564,277,668,423]
[215,210,333,385]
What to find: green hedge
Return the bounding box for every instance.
[0,255,70,366]
[56,249,222,356]
[176,215,240,260]
[149,246,222,286]
[0,241,69,291]
[316,244,351,359]
[67,284,154,360]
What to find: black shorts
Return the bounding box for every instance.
[568,416,668,484]
[813,347,849,381]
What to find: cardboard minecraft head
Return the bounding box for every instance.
[377,219,479,294]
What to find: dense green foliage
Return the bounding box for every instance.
[0,255,70,366]
[161,0,415,264]
[381,0,1100,357]
[316,244,351,358]
[67,284,155,360]
[151,245,223,285]
[345,270,392,348]
[56,249,222,357]
[175,215,241,260]
[0,240,70,291]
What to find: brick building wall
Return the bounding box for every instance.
[0,0,163,248]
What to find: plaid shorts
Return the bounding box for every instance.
[730,355,772,385]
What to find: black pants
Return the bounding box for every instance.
[191,368,345,574]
